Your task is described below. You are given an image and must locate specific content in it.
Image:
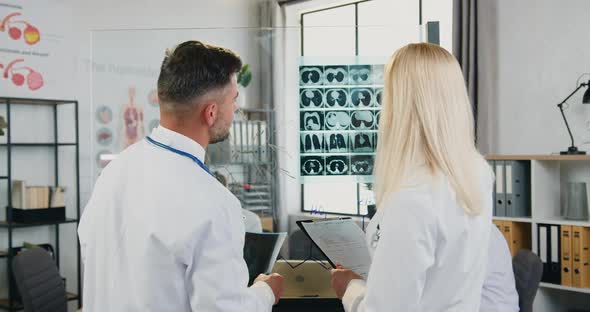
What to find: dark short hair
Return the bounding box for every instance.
[157,40,242,109]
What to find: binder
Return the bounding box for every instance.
[538,224,561,284]
[561,225,573,286]
[495,161,506,216]
[572,226,590,288]
[504,160,531,217]
[488,160,496,215]
[502,221,531,257]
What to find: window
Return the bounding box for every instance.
[299,0,408,216]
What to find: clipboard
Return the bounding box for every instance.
[296,217,352,268]
[296,217,371,279]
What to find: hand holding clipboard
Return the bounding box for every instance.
[297,218,371,279]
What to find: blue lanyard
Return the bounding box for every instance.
[146,136,213,177]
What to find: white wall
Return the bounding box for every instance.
[483,0,590,156]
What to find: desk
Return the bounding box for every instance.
[273,298,344,312]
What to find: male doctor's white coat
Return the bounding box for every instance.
[78,126,275,312]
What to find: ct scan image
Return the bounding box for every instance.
[323,65,348,85]
[300,88,324,108]
[325,132,349,153]
[349,65,372,85]
[350,88,374,108]
[324,88,349,108]
[301,156,325,176]
[372,64,384,84]
[300,133,324,154]
[299,66,323,86]
[300,111,324,131]
[350,132,375,153]
[325,111,351,131]
[373,88,383,107]
[350,110,376,130]
[326,156,350,176]
[351,155,374,175]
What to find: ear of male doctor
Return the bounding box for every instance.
[78,40,283,312]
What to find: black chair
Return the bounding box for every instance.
[512,249,543,312]
[12,248,67,312]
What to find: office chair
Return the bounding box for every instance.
[12,248,67,312]
[512,249,543,312]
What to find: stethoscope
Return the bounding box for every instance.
[146,136,213,177]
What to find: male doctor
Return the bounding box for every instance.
[78,40,283,311]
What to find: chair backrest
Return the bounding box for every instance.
[512,249,543,312]
[12,248,67,312]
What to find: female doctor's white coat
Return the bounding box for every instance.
[78,126,275,312]
[342,162,493,312]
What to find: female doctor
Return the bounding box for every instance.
[331,43,493,311]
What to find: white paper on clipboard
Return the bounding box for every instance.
[299,219,371,279]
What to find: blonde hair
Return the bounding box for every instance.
[374,43,487,215]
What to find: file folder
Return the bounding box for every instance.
[495,161,506,217]
[488,160,497,215]
[492,220,503,234]
[538,224,561,284]
[561,225,573,286]
[572,226,590,288]
[504,160,531,217]
[502,221,531,257]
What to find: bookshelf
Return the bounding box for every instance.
[486,155,590,312]
[0,97,81,311]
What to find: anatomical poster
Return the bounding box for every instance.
[299,63,383,177]
[0,1,74,98]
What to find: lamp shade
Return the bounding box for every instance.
[583,86,590,104]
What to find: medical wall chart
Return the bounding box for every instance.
[299,64,383,177]
[0,1,74,99]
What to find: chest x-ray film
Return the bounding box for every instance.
[299,63,383,178]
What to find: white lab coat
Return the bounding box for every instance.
[480,226,519,312]
[78,126,274,312]
[343,162,493,311]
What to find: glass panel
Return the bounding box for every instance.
[302,5,356,57]
[358,0,419,56]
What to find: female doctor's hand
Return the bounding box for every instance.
[331,264,363,299]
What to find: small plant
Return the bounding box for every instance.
[237,64,252,88]
[0,115,6,136]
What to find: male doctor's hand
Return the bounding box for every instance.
[331,264,363,299]
[255,273,284,305]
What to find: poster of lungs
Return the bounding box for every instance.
[0,1,74,98]
[299,64,383,177]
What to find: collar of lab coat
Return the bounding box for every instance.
[149,125,206,162]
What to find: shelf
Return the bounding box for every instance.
[301,152,375,156]
[244,206,272,211]
[0,218,78,228]
[0,97,76,106]
[486,154,590,161]
[535,218,590,227]
[0,177,7,180]
[492,216,532,223]
[0,143,76,147]
[241,192,271,197]
[0,292,79,310]
[539,282,590,294]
